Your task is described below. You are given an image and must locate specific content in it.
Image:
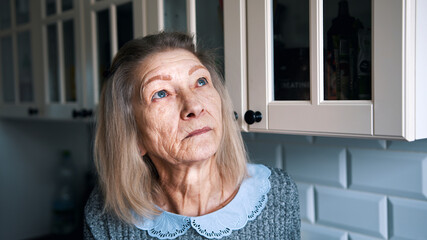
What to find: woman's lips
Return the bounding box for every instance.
[186,127,212,138]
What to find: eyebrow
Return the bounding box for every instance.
[188,65,207,75]
[144,74,172,87]
[139,65,207,101]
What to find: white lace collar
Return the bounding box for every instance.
[133,164,271,239]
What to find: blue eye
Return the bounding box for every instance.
[152,90,168,100]
[197,78,208,87]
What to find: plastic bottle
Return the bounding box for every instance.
[326,0,362,100]
[52,150,77,235]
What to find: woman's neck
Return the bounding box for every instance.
[151,156,237,216]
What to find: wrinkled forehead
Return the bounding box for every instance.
[136,49,204,82]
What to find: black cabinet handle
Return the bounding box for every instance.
[28,107,38,116]
[244,110,262,125]
[82,109,93,118]
[73,109,93,119]
[72,109,80,118]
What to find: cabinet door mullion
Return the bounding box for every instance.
[310,0,322,105]
[12,33,19,105]
[109,4,118,57]
[186,0,196,43]
[58,21,66,104]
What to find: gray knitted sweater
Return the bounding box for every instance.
[84,166,301,239]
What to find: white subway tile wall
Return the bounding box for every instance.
[284,145,347,188]
[242,133,427,240]
[298,182,315,223]
[301,223,348,240]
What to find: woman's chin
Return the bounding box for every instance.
[178,145,218,163]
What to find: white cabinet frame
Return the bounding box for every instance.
[245,0,427,141]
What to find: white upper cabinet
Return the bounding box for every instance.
[0,0,42,118]
[83,0,146,111]
[41,0,85,119]
[236,0,427,141]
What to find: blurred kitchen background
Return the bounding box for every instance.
[1,0,427,239]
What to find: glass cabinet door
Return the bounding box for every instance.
[86,0,134,105]
[247,0,373,135]
[0,0,39,118]
[42,0,81,118]
[272,0,371,102]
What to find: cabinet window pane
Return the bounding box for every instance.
[47,24,59,102]
[46,0,56,16]
[17,31,33,102]
[62,0,73,12]
[63,20,76,102]
[273,0,310,100]
[164,0,187,32]
[1,36,15,103]
[0,0,11,30]
[324,0,371,100]
[15,0,30,25]
[196,0,224,75]
[117,2,133,50]
[96,9,111,92]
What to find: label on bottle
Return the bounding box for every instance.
[357,29,371,100]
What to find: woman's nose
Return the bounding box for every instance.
[180,92,205,120]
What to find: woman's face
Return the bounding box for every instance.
[133,49,223,165]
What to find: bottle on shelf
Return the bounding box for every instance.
[325,0,363,100]
[357,28,371,100]
[51,150,77,235]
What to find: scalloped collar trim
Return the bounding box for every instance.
[133,164,271,239]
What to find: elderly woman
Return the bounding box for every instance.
[84,32,300,239]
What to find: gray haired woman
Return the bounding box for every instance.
[84,32,300,239]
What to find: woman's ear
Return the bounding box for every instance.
[136,130,147,156]
[138,143,147,156]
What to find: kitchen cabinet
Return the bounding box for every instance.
[0,0,154,119]
[232,0,427,141]
[83,0,147,110]
[41,0,85,119]
[0,0,43,118]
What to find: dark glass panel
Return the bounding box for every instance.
[273,0,310,100]
[117,2,133,50]
[62,0,73,12]
[96,9,111,93]
[164,0,187,32]
[324,0,371,100]
[17,31,34,102]
[47,24,60,102]
[196,0,224,75]
[63,20,76,102]
[16,0,30,24]
[46,0,56,16]
[1,36,15,102]
[0,0,11,30]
